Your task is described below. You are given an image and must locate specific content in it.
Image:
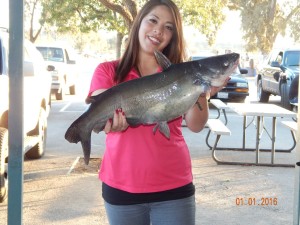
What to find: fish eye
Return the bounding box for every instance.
[223,62,229,67]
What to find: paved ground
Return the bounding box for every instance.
[0,124,297,225]
[0,77,298,224]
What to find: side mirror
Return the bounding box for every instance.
[240,68,248,74]
[270,61,280,67]
[47,65,55,71]
[273,72,280,81]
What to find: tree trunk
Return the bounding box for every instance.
[116,32,124,59]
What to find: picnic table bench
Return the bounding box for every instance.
[209,99,229,125]
[280,120,298,151]
[205,118,232,164]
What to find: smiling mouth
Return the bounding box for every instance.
[148,36,161,44]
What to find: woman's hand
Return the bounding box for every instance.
[104,108,129,134]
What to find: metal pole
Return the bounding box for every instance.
[291,1,299,222]
[8,1,24,224]
[293,65,300,224]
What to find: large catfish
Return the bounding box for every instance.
[65,51,239,164]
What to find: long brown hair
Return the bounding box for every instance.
[115,0,186,83]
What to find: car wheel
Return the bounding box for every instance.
[280,82,292,110]
[69,85,76,95]
[55,87,64,100]
[0,128,8,203]
[25,108,47,159]
[257,79,270,102]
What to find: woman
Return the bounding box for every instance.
[88,0,228,224]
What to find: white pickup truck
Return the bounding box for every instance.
[0,28,52,202]
[36,45,78,100]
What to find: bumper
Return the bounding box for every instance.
[211,91,249,101]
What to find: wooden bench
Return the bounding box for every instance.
[205,119,232,164]
[281,120,298,151]
[209,99,230,125]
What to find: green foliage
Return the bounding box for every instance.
[39,0,227,47]
[26,0,300,55]
[176,0,227,45]
[230,0,300,54]
[42,0,126,34]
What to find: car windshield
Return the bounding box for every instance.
[284,51,300,67]
[36,47,64,62]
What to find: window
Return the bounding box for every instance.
[284,51,300,67]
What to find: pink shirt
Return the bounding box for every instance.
[89,60,193,193]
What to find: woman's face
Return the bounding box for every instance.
[138,5,175,56]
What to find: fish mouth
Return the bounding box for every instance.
[231,58,239,71]
[233,56,240,68]
[225,53,240,72]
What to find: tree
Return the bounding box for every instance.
[229,0,300,54]
[41,0,128,57]
[25,0,46,43]
[40,0,227,57]
[178,0,227,46]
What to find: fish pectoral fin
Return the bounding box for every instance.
[153,122,170,139]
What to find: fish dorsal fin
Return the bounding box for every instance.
[154,50,172,70]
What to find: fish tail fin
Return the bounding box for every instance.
[65,125,82,143]
[65,124,92,165]
[81,137,91,165]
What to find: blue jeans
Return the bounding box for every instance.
[104,195,195,225]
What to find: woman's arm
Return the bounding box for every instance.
[185,78,231,133]
[184,94,209,133]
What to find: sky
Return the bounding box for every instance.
[0,0,9,28]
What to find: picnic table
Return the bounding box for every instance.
[207,102,297,167]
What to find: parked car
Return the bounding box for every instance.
[189,55,249,102]
[256,48,300,110]
[0,28,52,202]
[36,45,78,100]
[210,66,249,102]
